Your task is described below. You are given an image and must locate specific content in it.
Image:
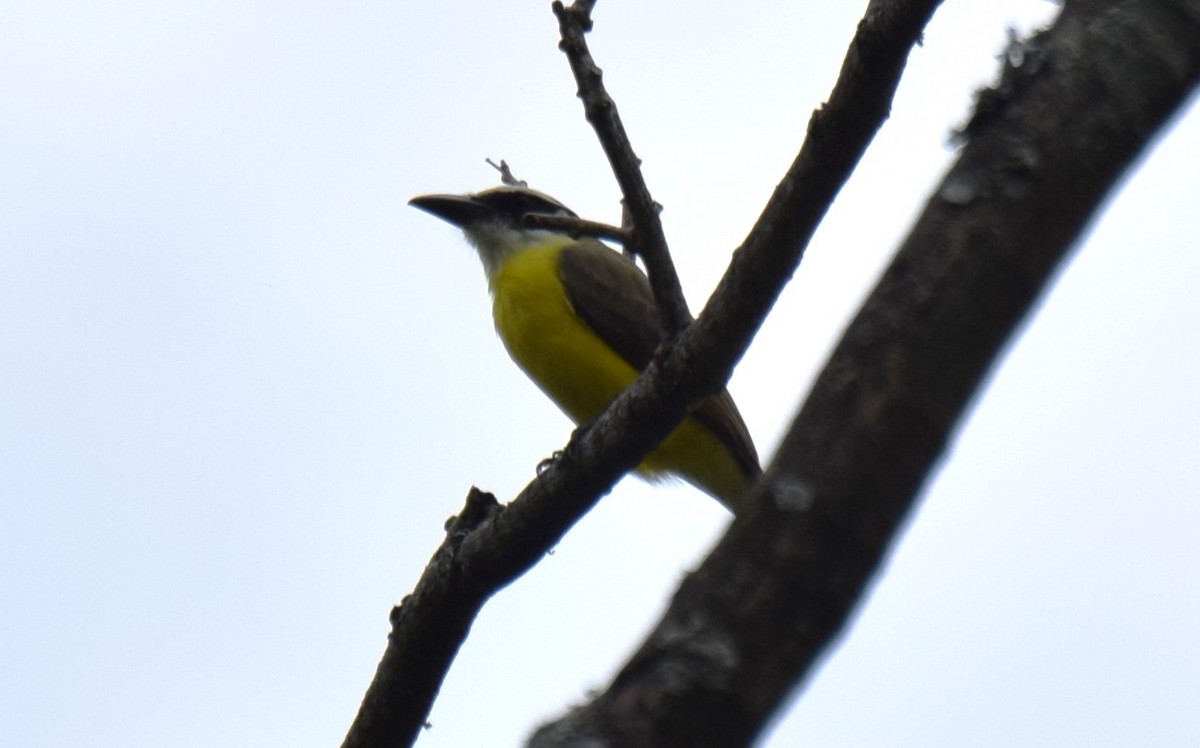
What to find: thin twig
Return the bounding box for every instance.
[551,0,692,335]
[521,212,631,245]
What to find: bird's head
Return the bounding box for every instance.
[409,186,578,278]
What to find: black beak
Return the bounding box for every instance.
[408,194,491,229]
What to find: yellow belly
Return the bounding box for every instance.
[489,244,748,506]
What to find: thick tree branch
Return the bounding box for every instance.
[530,1,1200,745]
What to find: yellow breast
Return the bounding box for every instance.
[487,242,750,506]
[490,243,638,425]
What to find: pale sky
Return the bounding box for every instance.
[2,2,1197,746]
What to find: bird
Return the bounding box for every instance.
[409,185,760,513]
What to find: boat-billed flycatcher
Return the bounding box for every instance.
[410,186,759,513]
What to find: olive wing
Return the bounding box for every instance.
[558,241,761,479]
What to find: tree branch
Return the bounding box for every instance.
[521,211,631,245]
[552,0,691,335]
[529,1,1200,745]
[343,1,942,745]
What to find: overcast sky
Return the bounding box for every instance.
[2,2,1197,746]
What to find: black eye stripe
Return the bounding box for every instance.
[477,190,578,219]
